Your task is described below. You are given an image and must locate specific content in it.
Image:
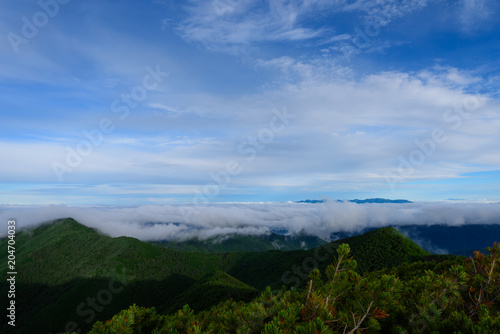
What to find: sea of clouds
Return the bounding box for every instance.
[1,200,500,241]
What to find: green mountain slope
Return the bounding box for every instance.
[1,218,435,334]
[331,227,431,272]
[171,270,259,311]
[90,244,497,334]
[0,218,231,333]
[223,226,431,291]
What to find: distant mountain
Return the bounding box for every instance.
[349,198,413,204]
[297,198,413,204]
[297,199,326,203]
[151,233,327,253]
[0,218,439,334]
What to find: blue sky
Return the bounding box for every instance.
[1,0,500,205]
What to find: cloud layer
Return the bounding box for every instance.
[1,201,499,241]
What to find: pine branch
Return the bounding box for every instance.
[347,300,374,334]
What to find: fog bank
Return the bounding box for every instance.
[1,201,499,241]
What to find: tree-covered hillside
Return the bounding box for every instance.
[0,218,455,333]
[330,224,500,256]
[89,243,500,333]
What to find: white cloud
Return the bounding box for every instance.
[175,1,337,52]
[362,0,428,27]
[2,61,499,196]
[177,0,325,53]
[1,201,500,241]
[460,0,492,33]
[175,0,429,54]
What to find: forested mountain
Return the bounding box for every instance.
[151,233,326,253]
[1,218,439,333]
[91,243,500,333]
[330,224,500,256]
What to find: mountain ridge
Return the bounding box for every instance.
[297,198,413,204]
[1,218,439,333]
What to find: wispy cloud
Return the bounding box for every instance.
[175,0,429,54]
[176,0,327,52]
[459,0,493,33]
[361,0,429,27]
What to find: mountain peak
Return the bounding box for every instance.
[329,226,429,272]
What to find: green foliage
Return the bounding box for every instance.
[91,242,500,333]
[89,304,164,334]
[331,227,431,273]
